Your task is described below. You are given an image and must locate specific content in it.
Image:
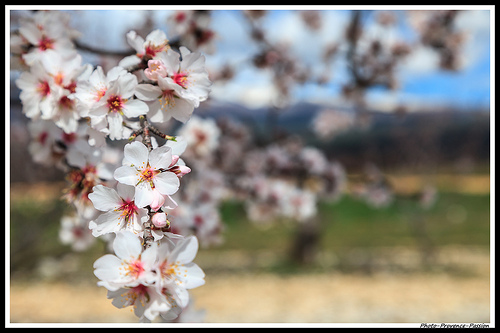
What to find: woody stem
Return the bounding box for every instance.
[129,115,176,148]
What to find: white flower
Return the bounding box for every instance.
[119,29,170,68]
[64,147,114,219]
[74,66,127,112]
[17,13,76,66]
[86,73,148,140]
[281,188,317,222]
[35,51,88,133]
[312,109,355,140]
[88,184,148,237]
[169,203,223,247]
[299,147,328,175]
[153,236,205,308]
[15,60,54,119]
[27,120,62,166]
[107,284,172,322]
[158,47,211,107]
[59,214,95,252]
[93,232,205,322]
[178,116,220,158]
[135,77,196,124]
[93,231,157,291]
[114,141,180,208]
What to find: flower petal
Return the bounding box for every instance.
[122,99,149,118]
[134,182,155,208]
[135,84,162,101]
[107,113,124,140]
[123,141,149,167]
[113,231,142,260]
[170,236,198,264]
[149,145,172,170]
[116,183,136,201]
[89,211,123,237]
[182,263,206,289]
[153,171,180,196]
[88,185,123,212]
[114,165,141,186]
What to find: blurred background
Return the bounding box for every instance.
[9,7,492,324]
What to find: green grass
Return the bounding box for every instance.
[9,191,490,279]
[216,192,490,252]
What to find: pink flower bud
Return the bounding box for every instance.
[170,165,191,178]
[169,155,180,168]
[152,212,168,228]
[144,60,167,81]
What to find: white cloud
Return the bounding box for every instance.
[402,45,441,76]
[455,10,491,68]
[210,68,279,109]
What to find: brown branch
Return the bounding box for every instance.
[74,40,135,57]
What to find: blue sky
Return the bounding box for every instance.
[11,8,493,111]
[204,9,492,111]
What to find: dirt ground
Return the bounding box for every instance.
[9,257,491,325]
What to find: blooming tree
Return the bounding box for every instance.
[11,9,459,322]
[11,11,211,322]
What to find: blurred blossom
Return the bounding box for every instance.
[312,109,356,141]
[178,115,220,159]
[59,214,96,252]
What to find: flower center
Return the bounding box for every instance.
[58,95,74,110]
[107,94,124,113]
[173,72,189,88]
[95,88,107,102]
[121,284,150,309]
[62,132,77,145]
[119,200,138,221]
[124,259,145,279]
[159,90,176,111]
[36,81,50,97]
[38,36,54,51]
[159,260,179,281]
[137,166,158,189]
[141,168,154,182]
[194,129,207,144]
[38,131,49,144]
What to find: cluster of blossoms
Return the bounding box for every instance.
[12,11,211,322]
[170,113,347,228]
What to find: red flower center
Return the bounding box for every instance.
[38,36,54,51]
[36,81,50,97]
[107,94,123,113]
[173,72,188,88]
[119,200,139,221]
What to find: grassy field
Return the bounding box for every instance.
[9,177,490,278]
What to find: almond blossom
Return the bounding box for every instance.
[178,115,220,159]
[73,66,127,112]
[15,60,55,119]
[114,141,182,208]
[93,231,205,322]
[118,29,170,69]
[153,236,205,308]
[135,74,196,124]
[88,184,148,237]
[106,284,173,322]
[93,231,157,291]
[58,214,96,252]
[157,47,211,108]
[86,72,148,140]
[12,18,213,322]
[15,11,77,66]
